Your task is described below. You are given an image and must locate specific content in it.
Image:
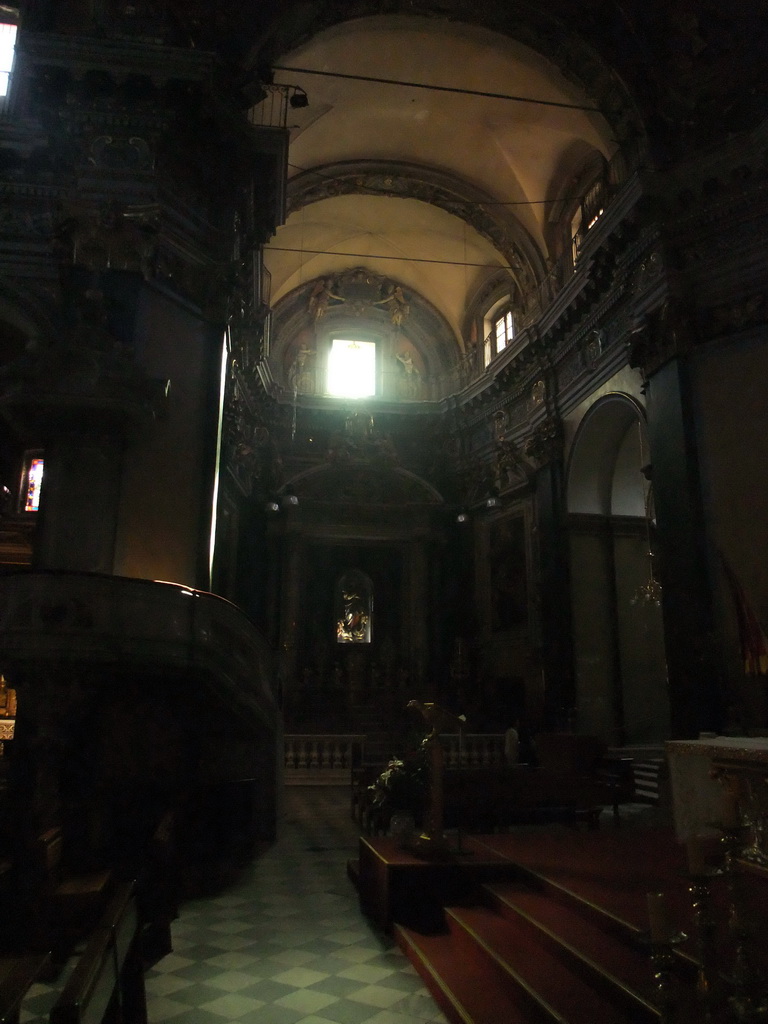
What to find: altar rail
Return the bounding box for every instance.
[283,733,506,785]
[284,735,366,785]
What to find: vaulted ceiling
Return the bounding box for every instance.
[262,14,618,353]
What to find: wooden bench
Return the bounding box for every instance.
[32,828,112,956]
[0,953,49,1024]
[50,881,146,1024]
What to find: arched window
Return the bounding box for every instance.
[335,571,373,644]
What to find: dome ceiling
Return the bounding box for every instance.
[263,14,617,351]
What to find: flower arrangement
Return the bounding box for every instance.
[367,749,429,828]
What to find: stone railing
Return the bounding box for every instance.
[284,732,507,785]
[441,733,506,769]
[284,734,366,785]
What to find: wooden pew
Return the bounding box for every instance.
[0,953,49,1024]
[50,881,147,1024]
[32,828,112,956]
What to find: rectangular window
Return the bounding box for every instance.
[0,23,17,98]
[495,317,507,352]
[494,311,515,354]
[326,338,376,398]
[22,454,44,512]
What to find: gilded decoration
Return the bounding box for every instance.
[583,329,603,370]
[222,375,283,498]
[493,438,535,493]
[55,201,159,279]
[306,269,410,326]
[525,416,564,467]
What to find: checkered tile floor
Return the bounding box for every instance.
[21,787,448,1024]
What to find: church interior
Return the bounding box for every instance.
[0,1,767,1021]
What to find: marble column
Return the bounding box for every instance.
[645,356,723,737]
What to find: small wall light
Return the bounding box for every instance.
[289,87,309,109]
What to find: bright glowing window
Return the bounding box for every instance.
[22,455,44,512]
[326,338,376,398]
[0,23,17,98]
[495,311,515,352]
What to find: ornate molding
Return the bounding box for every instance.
[525,416,564,467]
[286,160,545,298]
[55,201,160,278]
[627,297,692,380]
[702,292,768,339]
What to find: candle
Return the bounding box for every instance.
[647,891,672,944]
[686,836,707,876]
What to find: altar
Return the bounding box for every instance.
[666,736,768,842]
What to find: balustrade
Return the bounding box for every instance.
[441,733,506,770]
[284,735,366,785]
[284,733,506,785]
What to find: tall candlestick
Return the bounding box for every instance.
[647,891,672,944]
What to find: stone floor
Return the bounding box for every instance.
[21,787,448,1024]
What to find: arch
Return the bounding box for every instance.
[281,462,444,506]
[567,393,647,516]
[246,5,647,151]
[567,392,668,746]
[269,269,460,400]
[286,160,547,298]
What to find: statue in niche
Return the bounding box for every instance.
[374,281,410,326]
[396,350,421,399]
[308,278,343,320]
[336,571,372,644]
[289,341,316,394]
[388,285,409,326]
[337,588,369,643]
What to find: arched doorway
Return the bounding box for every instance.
[567,394,670,745]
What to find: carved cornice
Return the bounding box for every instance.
[700,291,768,341]
[627,297,692,380]
[19,32,215,86]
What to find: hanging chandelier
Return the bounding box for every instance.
[631,425,663,608]
[632,549,663,607]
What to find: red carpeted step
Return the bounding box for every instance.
[445,904,652,1024]
[395,915,566,1024]
[496,858,700,977]
[483,880,661,1016]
